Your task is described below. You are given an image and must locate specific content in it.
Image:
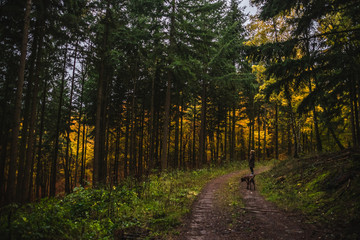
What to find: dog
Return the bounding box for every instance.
[241,174,256,190]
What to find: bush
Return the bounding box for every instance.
[0,161,245,239]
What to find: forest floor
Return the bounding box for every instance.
[172,166,333,240]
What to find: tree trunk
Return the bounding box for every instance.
[35,76,48,199]
[230,107,236,161]
[50,45,68,197]
[161,0,175,171]
[179,96,184,169]
[94,2,110,186]
[285,88,298,158]
[224,110,228,161]
[248,118,252,157]
[148,69,156,173]
[275,102,279,159]
[263,109,266,161]
[130,83,137,177]
[63,42,78,193]
[161,72,171,171]
[198,79,207,167]
[257,109,261,160]
[287,119,292,156]
[174,103,180,168]
[75,65,86,187]
[124,103,130,178]
[16,25,37,203]
[80,120,87,187]
[6,0,32,203]
[22,22,45,202]
[192,101,196,168]
[138,106,145,178]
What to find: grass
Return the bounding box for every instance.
[214,160,275,229]
[1,161,247,240]
[257,149,360,240]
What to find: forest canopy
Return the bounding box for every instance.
[0,0,359,205]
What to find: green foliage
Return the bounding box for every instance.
[257,150,360,239]
[0,162,243,239]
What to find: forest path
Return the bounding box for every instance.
[175,167,328,240]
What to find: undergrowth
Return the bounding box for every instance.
[0,161,244,240]
[257,149,360,240]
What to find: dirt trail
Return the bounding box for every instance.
[176,167,330,240]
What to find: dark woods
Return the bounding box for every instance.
[0,0,359,205]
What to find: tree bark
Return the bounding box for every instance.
[35,76,48,199]
[198,79,207,167]
[257,109,261,160]
[231,107,236,160]
[285,87,298,158]
[161,71,171,171]
[192,101,196,168]
[6,0,32,203]
[64,42,78,193]
[94,2,110,186]
[263,109,266,161]
[50,45,68,197]
[22,22,45,202]
[174,102,180,168]
[275,102,279,159]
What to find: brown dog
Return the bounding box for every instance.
[241,175,255,190]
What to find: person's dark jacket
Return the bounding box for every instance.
[249,154,255,168]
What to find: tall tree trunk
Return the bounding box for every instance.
[35,76,47,199]
[198,79,207,167]
[64,42,78,193]
[94,2,110,186]
[263,109,266,161]
[114,126,120,185]
[230,107,236,160]
[6,0,32,203]
[16,25,37,203]
[130,83,137,177]
[148,69,156,173]
[192,101,196,168]
[257,109,261,160]
[161,0,175,171]
[155,109,160,169]
[248,118,252,157]
[75,66,86,187]
[179,95,184,169]
[285,87,298,158]
[174,103,180,168]
[80,119,87,187]
[50,45,68,197]
[312,100,322,152]
[275,102,279,159]
[252,116,255,151]
[138,105,145,178]
[216,122,220,164]
[124,103,130,178]
[161,72,171,171]
[287,118,292,156]
[224,111,228,161]
[22,22,45,202]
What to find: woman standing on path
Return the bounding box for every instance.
[249,150,255,175]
